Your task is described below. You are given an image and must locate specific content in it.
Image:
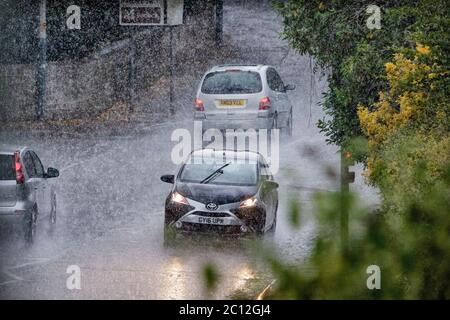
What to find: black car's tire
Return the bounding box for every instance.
[252,211,268,236]
[24,207,37,245]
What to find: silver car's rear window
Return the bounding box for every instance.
[201,71,262,94]
[180,162,257,186]
[0,155,15,180]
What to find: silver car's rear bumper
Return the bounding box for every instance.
[0,210,26,226]
[0,201,31,227]
[195,115,273,131]
[0,200,32,215]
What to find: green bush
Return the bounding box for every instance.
[260,0,450,299]
[265,161,450,299]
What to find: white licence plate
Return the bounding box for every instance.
[197,217,225,225]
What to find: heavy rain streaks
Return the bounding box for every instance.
[0,0,378,299]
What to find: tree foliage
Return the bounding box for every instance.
[266,166,450,299]
[274,0,448,148]
[262,0,450,299]
[358,43,450,209]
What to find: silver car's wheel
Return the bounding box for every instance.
[48,193,57,236]
[272,112,278,130]
[286,111,293,137]
[24,208,37,244]
[268,113,278,143]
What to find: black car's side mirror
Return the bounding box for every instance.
[284,84,296,91]
[161,174,175,184]
[266,180,279,190]
[46,167,59,178]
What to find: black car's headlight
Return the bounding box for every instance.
[171,192,189,205]
[239,196,257,208]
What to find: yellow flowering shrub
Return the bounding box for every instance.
[416,43,431,55]
[375,132,450,211]
[358,43,450,184]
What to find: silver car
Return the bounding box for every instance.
[0,146,59,243]
[194,64,295,135]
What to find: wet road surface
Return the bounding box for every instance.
[0,1,378,299]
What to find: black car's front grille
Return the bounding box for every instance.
[181,223,241,235]
[193,211,229,218]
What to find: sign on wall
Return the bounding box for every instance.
[119,0,184,26]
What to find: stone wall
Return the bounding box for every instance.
[0,1,217,122]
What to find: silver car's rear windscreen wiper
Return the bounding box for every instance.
[200,162,231,184]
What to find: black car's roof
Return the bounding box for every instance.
[187,149,262,163]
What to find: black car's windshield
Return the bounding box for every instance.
[201,71,262,94]
[180,161,257,186]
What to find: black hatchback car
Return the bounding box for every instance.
[160,149,278,242]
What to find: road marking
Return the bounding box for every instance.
[256,279,276,300]
[0,257,53,287]
[0,269,23,286]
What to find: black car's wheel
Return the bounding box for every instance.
[253,211,268,236]
[24,207,37,244]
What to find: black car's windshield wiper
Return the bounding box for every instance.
[200,162,231,184]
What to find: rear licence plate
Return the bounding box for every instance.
[218,99,246,108]
[197,217,225,225]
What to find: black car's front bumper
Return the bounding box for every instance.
[164,197,266,236]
